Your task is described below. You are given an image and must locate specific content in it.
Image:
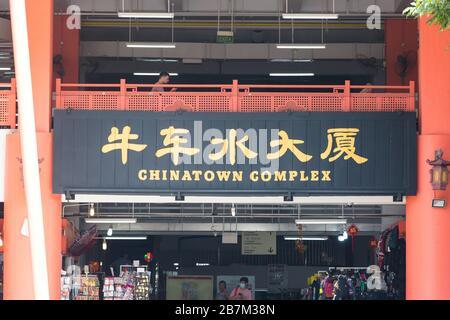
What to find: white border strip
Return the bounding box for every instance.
[62,194,404,205]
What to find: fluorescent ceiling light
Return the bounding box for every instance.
[284,236,329,241]
[0,67,11,71]
[118,12,174,19]
[127,42,176,49]
[173,263,180,266]
[196,263,210,267]
[105,236,147,240]
[270,73,314,77]
[134,72,178,76]
[277,44,326,49]
[271,59,312,63]
[282,13,339,20]
[136,58,178,63]
[85,218,137,224]
[295,219,347,225]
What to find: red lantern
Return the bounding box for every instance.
[144,252,153,263]
[347,224,359,252]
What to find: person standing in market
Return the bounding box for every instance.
[323,275,334,300]
[229,277,253,300]
[216,280,229,300]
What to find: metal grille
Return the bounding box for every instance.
[0,92,10,124]
[55,80,415,113]
[379,95,410,112]
[91,93,120,110]
[351,94,410,112]
[161,95,196,111]
[172,236,347,266]
[0,86,15,128]
[274,95,310,111]
[197,94,231,112]
[127,93,161,111]
[239,95,273,112]
[351,95,379,112]
[311,95,344,112]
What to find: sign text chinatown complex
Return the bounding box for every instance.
[53,111,417,196]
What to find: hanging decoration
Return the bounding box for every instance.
[347,224,359,252]
[89,261,100,273]
[144,252,153,263]
[295,225,307,254]
[369,237,378,248]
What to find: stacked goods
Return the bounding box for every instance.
[103,277,115,300]
[74,276,100,300]
[134,273,150,300]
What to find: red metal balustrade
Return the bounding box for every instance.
[55,79,415,113]
[0,79,16,128]
[0,79,416,129]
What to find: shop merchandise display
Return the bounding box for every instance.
[73,275,100,300]
[134,272,151,300]
[60,276,72,300]
[377,225,406,299]
[120,272,135,300]
[105,273,134,300]
[101,271,152,300]
[103,277,115,300]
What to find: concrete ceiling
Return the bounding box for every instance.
[0,0,411,15]
[64,202,404,235]
[50,0,405,15]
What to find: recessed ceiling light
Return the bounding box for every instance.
[270,73,314,77]
[282,13,339,20]
[118,12,174,19]
[284,236,329,241]
[85,218,137,224]
[126,42,176,49]
[105,236,147,240]
[134,72,178,76]
[276,44,326,49]
[295,219,347,225]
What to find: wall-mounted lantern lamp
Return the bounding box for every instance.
[427,149,450,208]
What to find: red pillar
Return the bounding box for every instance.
[406,17,450,300]
[385,19,418,86]
[3,0,61,299]
[53,15,80,86]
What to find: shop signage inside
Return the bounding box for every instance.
[53,111,417,196]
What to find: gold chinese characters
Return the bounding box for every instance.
[155,126,200,165]
[101,125,368,166]
[101,126,147,165]
[321,128,368,164]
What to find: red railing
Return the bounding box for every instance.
[55,79,415,113]
[0,78,16,128]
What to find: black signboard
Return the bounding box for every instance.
[53,110,417,196]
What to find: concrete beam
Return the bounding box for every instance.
[94,222,382,233]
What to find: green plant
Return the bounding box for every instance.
[403,0,450,30]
